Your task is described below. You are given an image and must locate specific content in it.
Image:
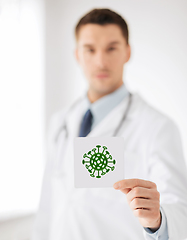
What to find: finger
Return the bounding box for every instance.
[133,208,160,220]
[133,208,150,219]
[113,178,157,191]
[119,188,131,195]
[126,187,160,204]
[133,207,161,226]
[130,198,160,211]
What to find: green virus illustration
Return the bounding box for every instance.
[82,145,116,178]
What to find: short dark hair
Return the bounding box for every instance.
[75,8,129,44]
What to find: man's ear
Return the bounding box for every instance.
[74,48,79,63]
[124,44,131,63]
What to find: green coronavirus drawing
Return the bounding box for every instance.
[82,145,116,178]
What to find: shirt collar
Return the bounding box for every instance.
[85,84,129,129]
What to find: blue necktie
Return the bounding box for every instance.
[79,109,93,137]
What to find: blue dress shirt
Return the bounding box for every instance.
[84,83,169,239]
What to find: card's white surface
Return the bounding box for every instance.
[74,137,124,188]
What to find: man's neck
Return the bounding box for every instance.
[87,82,124,103]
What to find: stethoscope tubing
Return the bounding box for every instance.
[112,93,132,136]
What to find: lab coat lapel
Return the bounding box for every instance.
[87,94,139,137]
[65,97,88,139]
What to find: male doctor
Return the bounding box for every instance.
[32,8,187,240]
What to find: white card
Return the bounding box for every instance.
[74,137,124,188]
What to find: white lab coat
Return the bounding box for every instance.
[32,93,187,240]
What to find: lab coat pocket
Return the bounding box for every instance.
[124,150,146,179]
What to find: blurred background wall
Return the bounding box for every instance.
[0,0,45,239]
[0,0,187,239]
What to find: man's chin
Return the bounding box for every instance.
[92,84,118,95]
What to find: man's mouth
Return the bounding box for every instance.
[95,73,109,78]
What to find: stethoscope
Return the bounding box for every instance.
[112,92,132,136]
[55,92,132,143]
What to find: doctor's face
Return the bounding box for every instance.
[75,24,131,100]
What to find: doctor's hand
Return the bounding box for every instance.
[113,179,161,231]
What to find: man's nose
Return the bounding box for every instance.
[94,51,108,68]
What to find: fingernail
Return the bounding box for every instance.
[113,182,120,189]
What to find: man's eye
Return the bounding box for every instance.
[108,47,115,51]
[87,49,94,53]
